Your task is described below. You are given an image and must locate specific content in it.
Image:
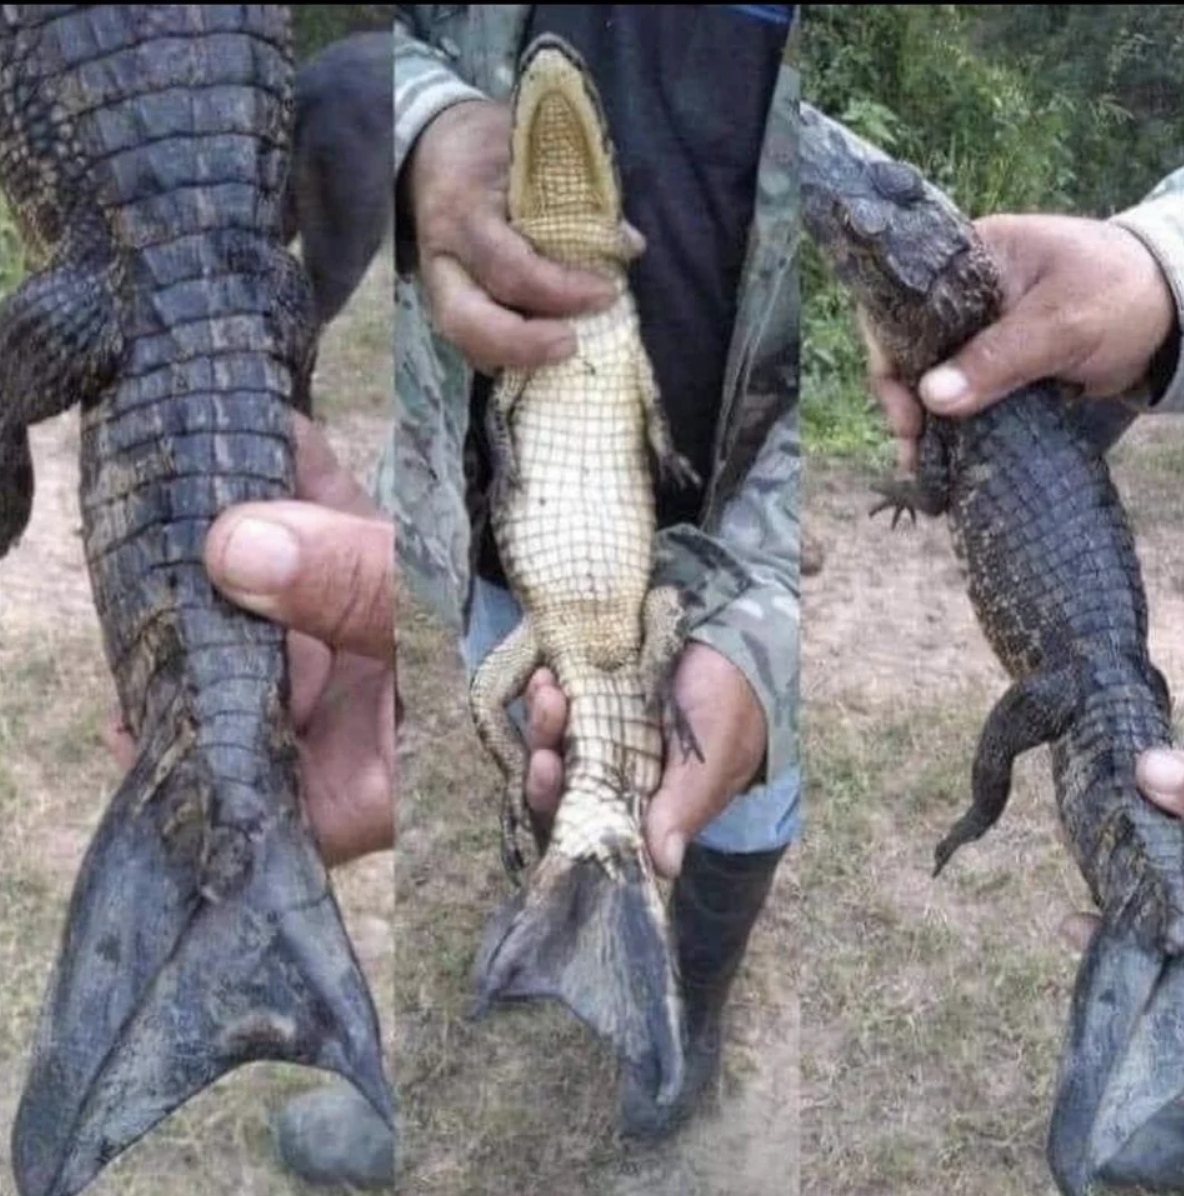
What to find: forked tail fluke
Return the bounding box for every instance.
[472,849,686,1107]
[11,740,391,1196]
[1048,918,1184,1194]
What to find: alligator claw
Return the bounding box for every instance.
[869,487,918,529]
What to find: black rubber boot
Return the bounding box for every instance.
[273,1084,397,1189]
[618,841,788,1139]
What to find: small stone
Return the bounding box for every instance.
[273,1084,397,1189]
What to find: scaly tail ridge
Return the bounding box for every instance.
[11,738,391,1196]
[472,850,686,1106]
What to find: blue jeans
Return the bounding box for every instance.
[461,579,801,854]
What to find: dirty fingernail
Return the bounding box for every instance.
[1141,748,1184,794]
[218,517,300,594]
[920,365,970,408]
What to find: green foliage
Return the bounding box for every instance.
[800,4,1180,460]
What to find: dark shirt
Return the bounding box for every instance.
[470,4,792,587]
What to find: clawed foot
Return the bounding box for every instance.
[500,786,529,881]
[868,481,920,529]
[659,451,700,492]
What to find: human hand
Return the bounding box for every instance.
[104,414,396,869]
[406,99,642,374]
[863,215,1176,472]
[522,643,767,878]
[1059,747,1184,952]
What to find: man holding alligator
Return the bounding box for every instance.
[393,0,802,1159]
[862,184,1184,948]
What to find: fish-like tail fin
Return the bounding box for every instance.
[1048,917,1184,1195]
[472,847,685,1106]
[11,735,391,1196]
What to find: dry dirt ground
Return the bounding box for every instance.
[0,254,393,1196]
[799,413,1184,1196]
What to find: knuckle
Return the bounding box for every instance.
[319,533,392,651]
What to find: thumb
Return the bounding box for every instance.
[204,502,394,660]
[916,300,1078,419]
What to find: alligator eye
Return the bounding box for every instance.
[870,160,924,204]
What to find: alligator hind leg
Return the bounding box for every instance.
[934,664,1083,877]
[487,370,529,499]
[870,419,951,526]
[639,584,704,765]
[470,616,543,875]
[0,254,122,554]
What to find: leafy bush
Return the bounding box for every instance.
[799,5,1171,459]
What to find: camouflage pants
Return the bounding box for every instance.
[460,578,803,855]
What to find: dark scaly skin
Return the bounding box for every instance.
[801,102,1184,1194]
[0,10,390,1196]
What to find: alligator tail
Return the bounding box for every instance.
[472,843,686,1107]
[1048,917,1184,1195]
[11,727,391,1196]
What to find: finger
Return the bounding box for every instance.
[291,414,378,518]
[621,221,646,258]
[205,503,394,660]
[1058,911,1101,954]
[424,253,580,373]
[103,713,137,771]
[524,667,558,701]
[525,680,567,753]
[916,300,1085,419]
[462,213,618,318]
[287,630,333,731]
[869,373,925,444]
[644,792,690,879]
[525,748,564,822]
[1137,747,1184,818]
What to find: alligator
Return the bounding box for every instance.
[467,34,699,1108]
[0,8,392,1196]
[800,102,1184,1195]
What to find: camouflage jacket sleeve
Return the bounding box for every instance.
[653,406,800,791]
[1110,166,1184,414]
[393,13,487,273]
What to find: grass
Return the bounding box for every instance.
[799,689,1082,1196]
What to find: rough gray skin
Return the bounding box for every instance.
[801,102,1184,1195]
[0,9,391,1196]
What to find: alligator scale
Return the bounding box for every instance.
[801,104,1184,1194]
[0,8,391,1196]
[468,36,697,1104]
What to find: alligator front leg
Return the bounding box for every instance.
[470,615,543,875]
[0,253,122,554]
[933,663,1083,877]
[870,417,951,527]
[635,350,699,490]
[486,370,528,500]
